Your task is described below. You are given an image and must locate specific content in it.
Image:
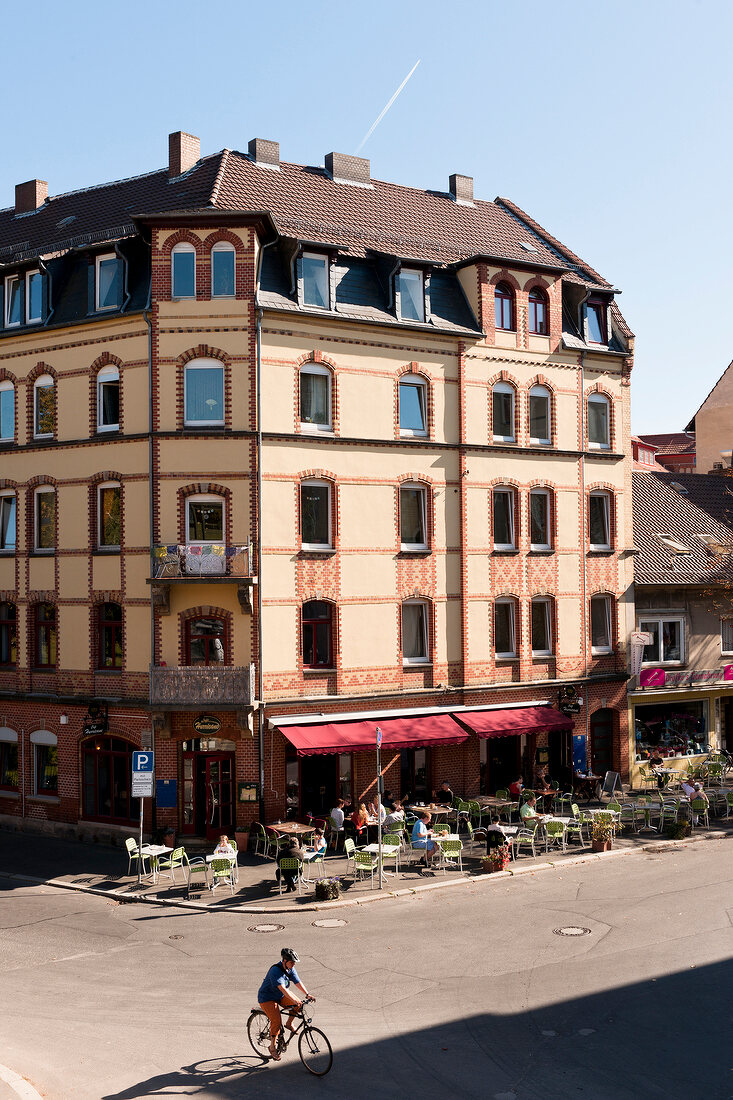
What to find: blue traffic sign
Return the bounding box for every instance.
[132,751,154,773]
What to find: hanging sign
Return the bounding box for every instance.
[559,685,581,716]
[83,701,109,736]
[630,632,653,677]
[193,714,221,734]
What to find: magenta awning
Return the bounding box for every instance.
[277,713,469,757]
[454,706,573,739]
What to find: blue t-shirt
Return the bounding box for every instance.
[258,962,301,1003]
[412,820,427,848]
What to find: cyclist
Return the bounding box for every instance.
[257,948,315,1060]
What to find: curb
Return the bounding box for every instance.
[0,830,717,914]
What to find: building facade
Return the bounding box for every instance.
[0,132,634,841]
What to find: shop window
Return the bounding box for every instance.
[286,752,300,815]
[529,385,551,443]
[528,288,548,335]
[338,752,353,803]
[0,380,15,441]
[0,493,16,551]
[211,242,235,298]
[97,367,120,431]
[400,747,429,802]
[590,595,613,654]
[493,488,516,550]
[634,700,708,760]
[34,375,55,438]
[31,730,57,795]
[400,484,428,550]
[530,489,551,550]
[81,735,135,822]
[302,600,333,668]
[494,598,516,658]
[399,374,427,437]
[299,364,332,431]
[34,603,56,667]
[589,491,611,549]
[492,382,515,442]
[98,483,121,549]
[300,480,331,549]
[302,253,329,309]
[402,600,429,664]
[98,603,123,669]
[639,615,684,665]
[185,616,226,665]
[531,597,552,656]
[0,603,16,666]
[171,242,196,298]
[494,282,515,331]
[0,728,18,790]
[398,268,425,322]
[184,360,224,426]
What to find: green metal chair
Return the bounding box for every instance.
[726,792,733,818]
[252,822,268,859]
[380,833,402,874]
[183,852,209,897]
[520,789,536,803]
[344,838,358,875]
[155,845,185,884]
[465,820,487,852]
[554,792,574,815]
[465,800,483,828]
[210,856,237,896]
[544,820,567,854]
[564,805,588,847]
[125,837,150,877]
[512,826,538,859]
[353,850,379,888]
[437,837,463,873]
[277,857,301,896]
[657,800,678,832]
[433,823,451,834]
[618,802,639,833]
[266,828,290,861]
[302,853,326,883]
[690,797,710,829]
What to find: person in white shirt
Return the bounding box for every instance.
[213,834,235,857]
[330,799,345,829]
[383,800,405,829]
[368,799,387,824]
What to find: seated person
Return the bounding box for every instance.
[330,798,346,830]
[383,799,406,829]
[690,782,709,825]
[533,765,554,808]
[213,834,235,857]
[484,814,506,852]
[351,803,369,836]
[508,776,524,799]
[302,829,327,861]
[367,799,387,824]
[275,839,304,892]
[519,796,548,827]
[433,781,455,806]
[681,776,696,799]
[382,790,397,811]
[411,812,439,862]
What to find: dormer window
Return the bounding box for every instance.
[4,276,21,327]
[302,253,329,309]
[494,282,515,331]
[398,268,425,322]
[586,298,607,344]
[26,271,42,324]
[95,254,120,312]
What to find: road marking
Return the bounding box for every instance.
[0,1063,43,1100]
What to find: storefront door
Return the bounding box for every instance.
[590,710,613,776]
[182,739,235,837]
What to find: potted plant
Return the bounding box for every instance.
[315,877,342,902]
[590,813,615,852]
[481,842,511,873]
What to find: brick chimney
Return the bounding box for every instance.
[248,138,280,168]
[168,131,200,178]
[15,179,48,214]
[325,152,370,186]
[449,173,474,204]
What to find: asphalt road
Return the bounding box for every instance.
[1,837,733,1100]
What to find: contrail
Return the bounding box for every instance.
[355,60,421,154]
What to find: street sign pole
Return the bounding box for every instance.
[131,751,155,884]
[376,726,383,891]
[137,798,144,886]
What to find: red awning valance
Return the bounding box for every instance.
[277,713,469,757]
[454,706,573,739]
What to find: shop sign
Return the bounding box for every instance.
[558,685,581,715]
[193,714,221,734]
[83,701,108,736]
[630,632,654,677]
[640,667,729,689]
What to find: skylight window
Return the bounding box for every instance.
[56,215,76,228]
[657,534,692,554]
[520,241,538,252]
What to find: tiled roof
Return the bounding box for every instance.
[632,471,733,585]
[638,432,696,456]
[655,472,733,526]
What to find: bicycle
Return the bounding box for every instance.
[247,996,333,1076]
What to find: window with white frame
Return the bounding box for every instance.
[26,270,42,323]
[211,241,235,298]
[34,486,55,550]
[721,619,733,655]
[588,394,610,449]
[400,483,428,550]
[402,600,429,664]
[98,482,121,549]
[171,242,196,298]
[299,363,331,430]
[0,492,16,551]
[639,615,684,665]
[4,276,21,327]
[589,490,611,549]
[184,360,224,426]
[399,374,427,436]
[97,367,119,431]
[302,253,329,309]
[186,495,224,544]
[493,488,515,550]
[492,381,515,442]
[31,729,58,796]
[34,374,54,438]
[529,489,551,550]
[95,253,120,311]
[529,384,551,444]
[398,268,425,322]
[494,598,516,658]
[590,595,613,654]
[0,380,14,441]
[300,480,331,549]
[531,597,552,655]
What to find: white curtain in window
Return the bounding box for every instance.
[403,603,426,660]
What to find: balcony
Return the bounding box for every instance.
[150,664,254,709]
[148,543,257,614]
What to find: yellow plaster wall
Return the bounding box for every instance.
[339,554,396,599]
[340,603,396,667]
[59,605,90,667]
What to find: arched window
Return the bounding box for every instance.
[299,363,332,431]
[528,288,548,335]
[302,600,333,668]
[300,480,332,549]
[492,381,515,442]
[529,489,551,550]
[34,374,54,438]
[34,603,56,667]
[399,373,428,437]
[184,358,224,426]
[97,366,119,431]
[211,241,236,298]
[588,394,610,449]
[171,242,196,299]
[81,735,135,822]
[531,597,553,656]
[493,486,516,550]
[590,595,614,654]
[402,599,430,664]
[0,727,18,791]
[529,384,551,444]
[0,602,17,667]
[0,492,16,551]
[494,597,517,658]
[589,490,611,550]
[400,482,428,551]
[34,485,55,551]
[185,616,227,665]
[31,729,57,796]
[0,380,15,441]
[494,282,515,331]
[98,603,123,669]
[98,482,121,549]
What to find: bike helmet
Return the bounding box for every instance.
[281,947,300,963]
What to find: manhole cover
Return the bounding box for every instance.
[168,934,184,940]
[248,923,285,933]
[554,926,591,937]
[312,918,348,928]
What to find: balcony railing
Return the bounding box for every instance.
[151,543,253,579]
[150,664,254,707]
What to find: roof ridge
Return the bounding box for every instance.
[686,356,733,431]
[210,148,231,207]
[494,196,612,288]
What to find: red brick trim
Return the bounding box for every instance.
[177,605,234,667]
[583,386,616,451]
[297,473,339,549]
[160,230,205,300]
[394,363,435,441]
[88,352,124,438]
[177,484,233,546]
[175,347,231,431]
[294,354,340,436]
[26,362,58,443]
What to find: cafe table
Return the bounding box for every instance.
[268,821,315,838]
[405,803,453,817]
[144,844,172,884]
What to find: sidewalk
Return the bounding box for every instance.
[2,817,731,914]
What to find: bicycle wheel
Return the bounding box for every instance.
[247,1011,272,1058]
[298,1025,333,1076]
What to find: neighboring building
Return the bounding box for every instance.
[0,131,635,841]
[630,471,733,786]
[637,432,696,473]
[631,436,665,471]
[685,360,733,473]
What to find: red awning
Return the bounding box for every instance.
[454,706,572,739]
[277,713,469,757]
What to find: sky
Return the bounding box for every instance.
[1,0,730,434]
